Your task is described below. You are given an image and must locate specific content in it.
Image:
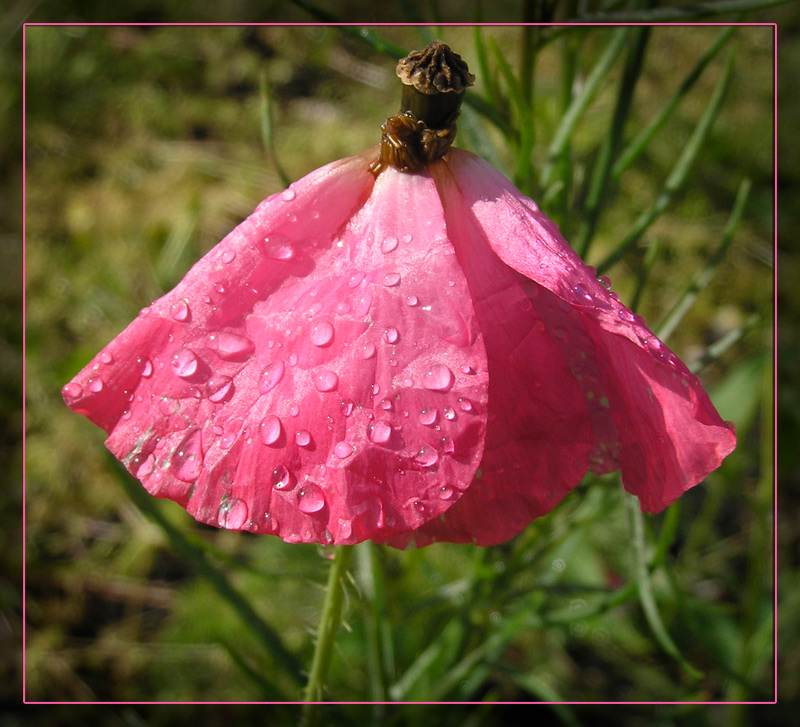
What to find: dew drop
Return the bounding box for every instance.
[170,298,190,322]
[459,364,475,375]
[379,398,393,411]
[361,342,377,359]
[62,382,83,400]
[405,295,418,307]
[297,483,326,513]
[334,441,354,459]
[310,321,334,347]
[341,398,354,417]
[171,348,199,379]
[383,327,399,344]
[138,357,154,377]
[314,369,339,392]
[369,420,392,445]
[438,485,454,500]
[574,284,593,303]
[207,376,234,403]
[289,403,300,417]
[440,435,455,454]
[380,236,398,253]
[348,271,365,288]
[295,430,312,447]
[419,408,438,426]
[264,235,295,260]
[218,499,249,529]
[87,377,104,393]
[423,364,454,392]
[443,407,456,421]
[415,445,439,467]
[271,464,293,490]
[220,431,236,449]
[216,332,255,360]
[99,351,114,364]
[138,306,151,317]
[259,415,283,445]
[458,397,473,413]
[221,249,236,264]
[131,452,156,478]
[259,360,285,394]
[172,430,203,482]
[281,188,296,201]
[402,233,413,243]
[618,309,635,323]
[382,272,401,287]
[371,383,380,396]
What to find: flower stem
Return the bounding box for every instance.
[300,545,353,726]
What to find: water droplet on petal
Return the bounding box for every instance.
[458,397,473,412]
[361,342,376,359]
[383,327,399,344]
[440,436,455,454]
[222,249,236,264]
[138,306,151,317]
[172,348,199,379]
[380,236,398,253]
[281,188,296,201]
[264,235,295,260]
[334,441,354,459]
[314,369,338,392]
[99,351,114,364]
[371,383,380,396]
[295,430,312,447]
[219,498,249,529]
[172,430,203,482]
[348,271,366,288]
[87,377,104,393]
[130,452,156,477]
[618,309,635,322]
[419,408,438,426]
[382,272,401,287]
[207,376,234,403]
[415,446,439,467]
[438,485,454,500]
[62,382,83,400]
[138,357,153,377]
[574,284,593,303]
[271,464,293,490]
[259,360,285,394]
[298,483,326,513]
[170,298,190,322]
[341,399,354,417]
[216,332,255,360]
[459,364,475,375]
[310,321,334,347]
[405,295,418,306]
[423,364,454,392]
[379,398,393,411]
[289,403,300,417]
[369,420,392,445]
[259,415,283,445]
[443,407,456,421]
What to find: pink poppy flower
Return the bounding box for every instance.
[62,41,735,547]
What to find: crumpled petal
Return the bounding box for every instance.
[408,149,736,545]
[63,148,488,545]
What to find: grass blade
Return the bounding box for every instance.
[566,0,795,21]
[596,47,736,275]
[259,71,290,188]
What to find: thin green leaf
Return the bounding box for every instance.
[596,47,736,275]
[259,71,290,189]
[509,671,583,725]
[626,494,705,679]
[630,238,660,313]
[656,178,751,342]
[108,456,305,688]
[689,313,760,374]
[355,541,390,704]
[565,0,794,22]
[575,25,651,257]
[540,27,629,191]
[613,25,737,179]
[473,26,504,122]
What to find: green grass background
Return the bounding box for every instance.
[8,4,795,725]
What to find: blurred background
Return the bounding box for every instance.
[7,1,796,725]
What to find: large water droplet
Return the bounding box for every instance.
[310,321,334,347]
[405,295,418,307]
[382,272,401,287]
[383,327,399,344]
[207,375,234,403]
[259,415,283,445]
[297,483,326,513]
[295,430,312,447]
[380,236,398,253]
[334,441,354,459]
[172,430,203,482]
[369,420,392,445]
[437,485,454,500]
[264,235,295,260]
[419,408,438,426]
[457,397,473,412]
[172,348,199,379]
[170,298,190,322]
[130,452,156,478]
[443,407,456,421]
[138,357,154,377]
[259,360,285,394]
[281,187,296,201]
[379,398,393,411]
[415,445,439,467]
[271,464,293,490]
[87,377,104,393]
[216,332,255,360]
[422,364,454,392]
[218,499,249,529]
[314,369,339,392]
[99,351,114,364]
[62,382,83,400]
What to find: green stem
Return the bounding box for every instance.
[301,545,354,725]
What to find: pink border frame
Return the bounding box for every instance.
[20,20,779,708]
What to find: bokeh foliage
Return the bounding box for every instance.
[19,9,785,726]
